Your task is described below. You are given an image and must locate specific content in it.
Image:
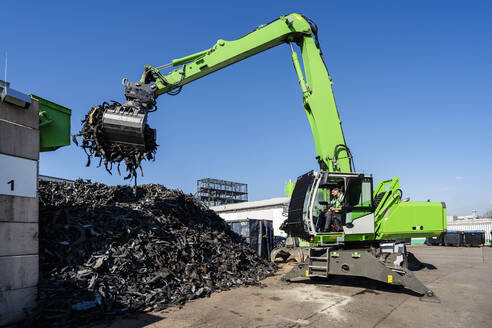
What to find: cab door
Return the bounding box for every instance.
[285,171,315,240]
[343,176,375,234]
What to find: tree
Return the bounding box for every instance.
[482,209,492,218]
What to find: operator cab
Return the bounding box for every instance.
[284,171,374,239]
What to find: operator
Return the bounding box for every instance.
[323,187,344,232]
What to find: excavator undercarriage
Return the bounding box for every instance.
[277,242,439,303]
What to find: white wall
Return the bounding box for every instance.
[217,207,287,237]
[211,197,290,237]
[0,99,39,326]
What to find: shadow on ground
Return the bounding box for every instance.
[285,275,423,297]
[87,313,166,328]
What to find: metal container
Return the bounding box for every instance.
[426,234,443,246]
[227,218,273,259]
[31,94,71,152]
[463,230,485,247]
[444,230,463,246]
[447,220,492,245]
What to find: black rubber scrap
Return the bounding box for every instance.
[72,101,158,183]
[27,180,276,327]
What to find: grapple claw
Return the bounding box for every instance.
[73,97,157,183]
[101,102,150,151]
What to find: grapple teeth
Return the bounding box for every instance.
[102,102,148,150]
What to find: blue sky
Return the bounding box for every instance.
[2,1,491,216]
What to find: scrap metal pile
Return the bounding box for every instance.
[72,101,157,182]
[32,180,275,327]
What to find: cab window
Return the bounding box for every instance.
[345,177,372,209]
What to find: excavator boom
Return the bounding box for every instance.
[103,13,352,172]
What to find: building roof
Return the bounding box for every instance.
[39,175,74,183]
[211,196,290,212]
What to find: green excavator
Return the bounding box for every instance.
[96,13,446,302]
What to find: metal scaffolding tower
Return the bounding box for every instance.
[196,178,248,207]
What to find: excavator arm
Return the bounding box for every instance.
[86,14,446,301]
[107,13,353,172]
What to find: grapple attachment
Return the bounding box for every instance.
[102,103,149,150]
[73,80,159,183]
[101,81,157,150]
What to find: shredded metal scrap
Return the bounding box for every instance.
[72,101,157,182]
[30,180,275,327]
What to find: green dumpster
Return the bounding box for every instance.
[31,94,71,152]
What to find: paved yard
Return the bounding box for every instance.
[96,245,492,328]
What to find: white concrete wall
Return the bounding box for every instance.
[211,197,290,237]
[0,99,39,326]
[218,207,287,237]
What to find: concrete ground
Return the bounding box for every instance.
[96,246,492,328]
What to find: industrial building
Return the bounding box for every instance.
[38,174,74,183]
[196,178,248,206]
[211,196,289,237]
